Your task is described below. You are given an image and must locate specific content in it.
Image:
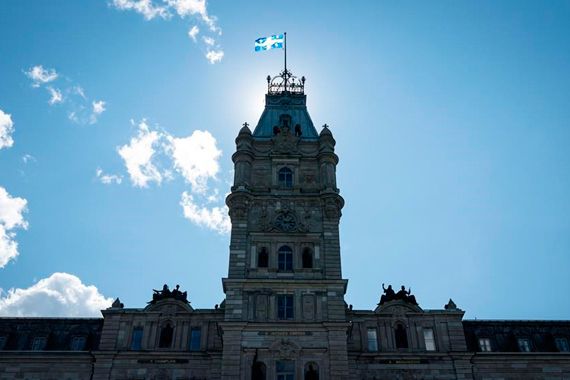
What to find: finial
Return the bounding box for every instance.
[323,123,329,129]
[243,122,249,128]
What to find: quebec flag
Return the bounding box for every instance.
[255,34,284,52]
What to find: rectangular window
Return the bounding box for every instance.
[189,327,201,351]
[367,328,378,352]
[423,328,436,351]
[277,295,294,320]
[31,337,47,351]
[131,327,143,351]
[70,336,86,351]
[478,338,492,352]
[276,360,295,380]
[0,336,6,350]
[555,337,569,352]
[517,338,532,352]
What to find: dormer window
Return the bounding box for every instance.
[70,336,86,351]
[279,114,292,128]
[278,167,293,188]
[517,338,532,352]
[131,327,143,351]
[31,336,47,351]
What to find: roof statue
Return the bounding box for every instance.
[379,283,418,306]
[148,284,189,304]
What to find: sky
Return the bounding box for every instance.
[0,0,569,320]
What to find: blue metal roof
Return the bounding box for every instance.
[252,92,319,140]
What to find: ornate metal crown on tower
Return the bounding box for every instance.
[266,69,305,95]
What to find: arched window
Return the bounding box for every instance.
[302,248,313,269]
[395,323,408,349]
[251,361,266,380]
[304,362,319,380]
[159,323,174,348]
[278,167,293,188]
[278,246,293,271]
[257,247,269,268]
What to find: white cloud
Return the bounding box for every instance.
[111,0,170,20]
[0,187,28,268]
[205,49,224,64]
[0,272,112,317]
[22,154,36,164]
[0,109,14,150]
[180,191,230,234]
[26,67,106,125]
[111,0,223,62]
[118,120,164,187]
[202,36,215,46]
[90,100,107,123]
[166,130,221,193]
[47,87,63,105]
[188,25,199,41]
[96,168,123,185]
[166,0,219,33]
[74,86,87,99]
[92,100,106,114]
[25,65,58,87]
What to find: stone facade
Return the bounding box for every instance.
[1,70,569,379]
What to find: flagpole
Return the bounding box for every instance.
[284,32,288,91]
[284,32,287,73]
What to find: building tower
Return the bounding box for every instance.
[221,69,349,379]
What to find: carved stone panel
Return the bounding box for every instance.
[302,294,315,321]
[255,295,268,321]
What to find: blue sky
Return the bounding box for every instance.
[0,0,569,319]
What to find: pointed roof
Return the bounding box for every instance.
[252,70,319,140]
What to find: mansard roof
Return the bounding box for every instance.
[252,70,319,140]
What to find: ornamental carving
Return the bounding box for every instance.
[323,197,342,219]
[271,207,309,233]
[269,339,301,359]
[272,125,299,154]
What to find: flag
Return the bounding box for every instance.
[255,34,284,52]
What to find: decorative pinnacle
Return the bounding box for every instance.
[242,122,249,128]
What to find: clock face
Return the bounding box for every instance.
[274,211,297,232]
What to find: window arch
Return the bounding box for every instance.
[257,247,269,268]
[278,167,293,188]
[278,245,293,271]
[159,322,174,348]
[395,323,408,349]
[302,248,313,269]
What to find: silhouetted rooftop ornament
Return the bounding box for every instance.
[267,69,305,95]
[379,283,418,306]
[148,284,189,304]
[110,297,124,309]
[445,298,458,310]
